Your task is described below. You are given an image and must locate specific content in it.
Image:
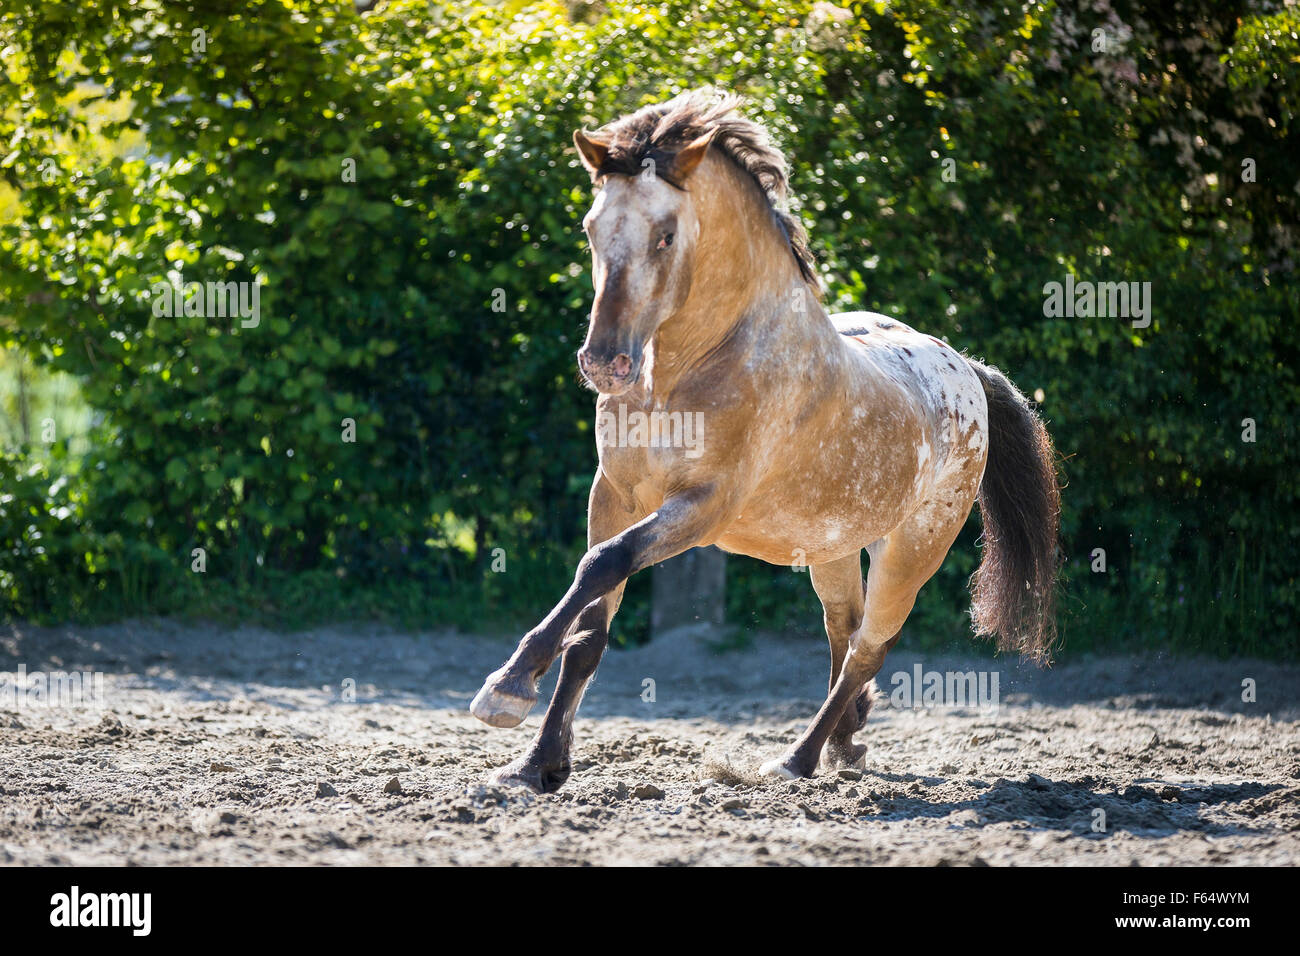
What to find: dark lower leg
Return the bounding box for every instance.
[470,548,634,727]
[492,604,611,793]
[810,562,870,767]
[821,689,873,768]
[765,631,900,778]
[776,665,878,777]
[495,543,630,682]
[822,630,901,766]
[473,493,719,727]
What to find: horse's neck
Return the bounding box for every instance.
[649,284,844,405]
[648,160,841,398]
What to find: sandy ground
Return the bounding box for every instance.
[0,619,1296,866]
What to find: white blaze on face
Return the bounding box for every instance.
[585,176,691,321]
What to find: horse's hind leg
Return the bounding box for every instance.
[762,512,965,780]
[810,553,877,770]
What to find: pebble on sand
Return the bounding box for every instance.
[383,776,403,794]
[316,781,339,798]
[632,783,665,800]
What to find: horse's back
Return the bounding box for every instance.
[830,311,982,410]
[828,310,897,338]
[830,310,988,488]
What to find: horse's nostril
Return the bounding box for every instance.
[612,354,632,377]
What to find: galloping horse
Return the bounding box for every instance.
[471,90,1060,792]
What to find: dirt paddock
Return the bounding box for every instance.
[1,620,1296,866]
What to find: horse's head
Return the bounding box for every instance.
[571,126,715,395]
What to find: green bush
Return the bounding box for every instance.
[0,0,1295,657]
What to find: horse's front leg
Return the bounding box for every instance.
[471,485,725,729]
[488,591,621,792]
[485,475,632,792]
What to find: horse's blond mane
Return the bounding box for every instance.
[593,89,819,292]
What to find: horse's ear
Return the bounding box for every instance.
[573,129,610,177]
[669,128,717,181]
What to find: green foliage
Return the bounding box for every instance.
[0,0,1296,657]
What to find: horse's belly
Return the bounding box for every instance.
[712,515,886,567]
[711,425,921,565]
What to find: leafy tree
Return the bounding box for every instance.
[0,0,1295,656]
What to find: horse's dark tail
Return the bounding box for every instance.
[966,360,1062,664]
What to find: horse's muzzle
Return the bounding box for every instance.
[577,347,640,395]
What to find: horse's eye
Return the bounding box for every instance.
[656,232,675,250]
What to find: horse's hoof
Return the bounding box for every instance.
[490,758,571,794]
[819,742,867,772]
[759,756,805,781]
[490,766,544,792]
[470,669,538,728]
